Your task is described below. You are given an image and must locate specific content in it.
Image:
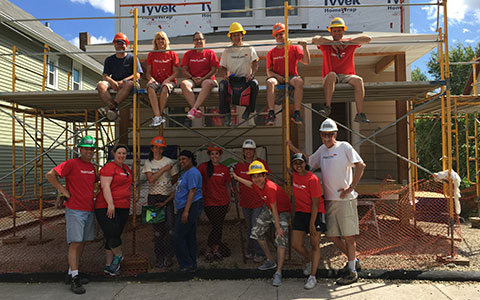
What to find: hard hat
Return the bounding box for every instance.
[77,136,97,148]
[150,136,167,147]
[328,17,348,32]
[272,23,285,36]
[247,160,268,175]
[242,139,256,149]
[113,32,130,46]
[227,22,246,37]
[319,118,338,132]
[291,153,306,163]
[207,144,223,154]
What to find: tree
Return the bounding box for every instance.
[412,66,428,81]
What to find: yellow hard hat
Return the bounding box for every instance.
[328,17,347,32]
[227,22,246,37]
[247,160,267,175]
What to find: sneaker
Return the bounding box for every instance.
[304,275,317,290]
[244,253,254,260]
[224,113,232,126]
[336,269,358,285]
[265,110,276,126]
[70,275,86,294]
[253,254,265,263]
[65,273,89,285]
[110,254,124,274]
[291,110,303,125]
[258,259,277,271]
[303,261,312,276]
[242,109,250,120]
[104,265,119,276]
[194,108,203,118]
[149,116,166,127]
[342,258,362,274]
[319,105,331,117]
[187,108,196,120]
[354,112,370,123]
[272,272,282,286]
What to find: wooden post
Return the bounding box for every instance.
[395,53,408,184]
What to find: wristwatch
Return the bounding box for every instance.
[349,184,356,189]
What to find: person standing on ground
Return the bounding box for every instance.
[45,136,97,294]
[97,33,143,121]
[312,17,371,123]
[230,160,291,287]
[265,23,310,126]
[141,136,179,270]
[94,144,132,276]
[233,139,268,262]
[146,31,179,127]
[181,32,219,121]
[288,118,366,285]
[197,144,231,262]
[289,153,326,290]
[173,150,204,272]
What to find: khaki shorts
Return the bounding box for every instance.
[325,199,359,237]
[97,79,134,89]
[147,81,176,94]
[335,74,362,84]
[250,206,290,248]
[182,78,218,88]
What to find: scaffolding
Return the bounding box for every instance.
[0,0,470,271]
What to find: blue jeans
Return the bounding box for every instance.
[242,207,264,257]
[173,200,204,269]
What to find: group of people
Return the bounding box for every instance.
[46,115,365,294]
[97,17,371,127]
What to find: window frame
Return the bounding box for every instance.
[71,61,83,90]
[46,55,58,90]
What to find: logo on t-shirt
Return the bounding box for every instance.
[80,170,95,174]
[293,182,306,190]
[213,172,225,177]
[322,155,335,160]
[153,59,172,64]
[190,58,207,63]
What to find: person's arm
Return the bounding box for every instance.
[247,60,258,82]
[156,192,175,208]
[219,66,229,80]
[102,74,120,91]
[164,65,179,84]
[309,197,319,236]
[182,64,192,79]
[146,64,155,83]
[347,35,372,45]
[339,161,366,198]
[201,65,217,82]
[181,188,196,223]
[46,169,71,198]
[312,36,332,45]
[270,201,285,237]
[100,176,115,218]
[298,41,311,65]
[145,164,173,184]
[230,169,253,188]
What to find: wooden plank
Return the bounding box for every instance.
[375,55,395,74]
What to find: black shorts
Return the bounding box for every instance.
[292,211,327,233]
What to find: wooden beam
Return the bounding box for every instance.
[394,53,409,184]
[375,55,395,74]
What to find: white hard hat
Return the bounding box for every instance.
[319,118,338,132]
[242,139,256,149]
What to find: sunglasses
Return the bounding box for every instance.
[320,132,336,138]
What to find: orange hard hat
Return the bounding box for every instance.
[207,144,223,154]
[272,23,285,36]
[113,32,130,46]
[150,136,166,147]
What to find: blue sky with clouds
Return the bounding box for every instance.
[8,0,480,78]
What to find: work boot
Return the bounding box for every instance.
[354,112,370,123]
[319,105,331,117]
[71,275,86,294]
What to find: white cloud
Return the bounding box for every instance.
[410,23,418,34]
[69,35,108,48]
[463,28,470,33]
[70,0,114,14]
[465,39,475,44]
[422,0,480,24]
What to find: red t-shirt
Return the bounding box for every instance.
[252,179,291,213]
[198,162,231,206]
[95,162,132,209]
[318,43,360,77]
[147,51,179,83]
[234,158,271,208]
[292,172,325,213]
[181,49,219,80]
[266,45,304,76]
[53,158,96,211]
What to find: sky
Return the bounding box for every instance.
[7,0,480,78]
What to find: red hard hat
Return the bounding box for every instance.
[113,32,130,46]
[150,136,166,147]
[272,23,285,36]
[207,144,223,154]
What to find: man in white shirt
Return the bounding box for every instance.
[288,118,366,285]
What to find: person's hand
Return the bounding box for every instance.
[192,77,203,86]
[110,81,120,91]
[155,201,166,209]
[229,168,237,179]
[107,203,115,219]
[275,226,285,238]
[163,164,173,172]
[162,78,172,85]
[309,225,320,238]
[181,211,189,224]
[276,75,285,83]
[298,40,308,48]
[246,74,253,82]
[61,188,71,199]
[338,186,353,199]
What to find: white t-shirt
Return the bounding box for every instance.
[219,44,259,77]
[309,141,363,201]
[142,156,179,195]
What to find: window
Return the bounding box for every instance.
[72,62,83,90]
[221,0,252,18]
[46,56,58,89]
[266,0,298,17]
